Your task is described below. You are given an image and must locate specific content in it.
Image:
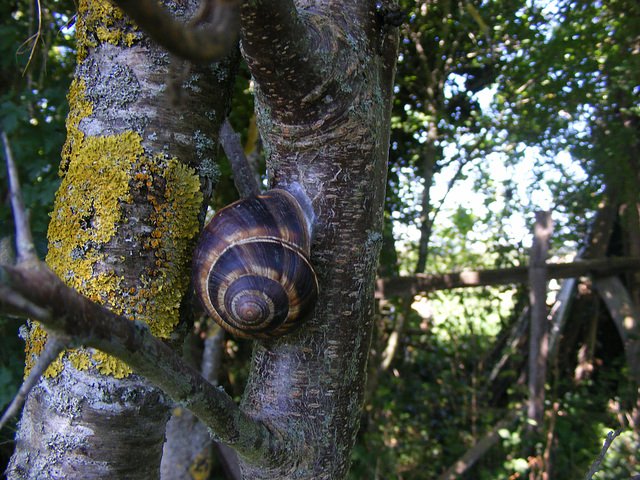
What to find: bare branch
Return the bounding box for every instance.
[219,118,261,198]
[2,131,37,264]
[437,410,520,480]
[110,0,241,64]
[0,262,287,468]
[16,0,42,74]
[201,326,225,383]
[0,284,51,321]
[0,336,66,431]
[583,428,623,480]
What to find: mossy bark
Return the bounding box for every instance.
[7,0,237,478]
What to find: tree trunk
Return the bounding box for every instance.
[527,210,552,432]
[7,0,237,478]
[236,1,398,478]
[593,276,640,425]
[4,1,398,479]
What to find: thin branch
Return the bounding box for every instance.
[0,263,288,468]
[437,410,520,480]
[0,335,66,430]
[0,285,51,321]
[2,131,37,264]
[583,428,623,480]
[219,118,261,198]
[110,0,241,64]
[428,153,471,231]
[17,0,42,75]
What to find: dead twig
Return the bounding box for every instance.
[2,131,37,264]
[583,428,623,480]
[0,335,66,430]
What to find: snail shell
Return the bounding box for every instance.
[192,187,318,339]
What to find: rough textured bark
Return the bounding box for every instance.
[3,1,398,478]
[236,1,398,478]
[9,367,170,479]
[7,0,237,478]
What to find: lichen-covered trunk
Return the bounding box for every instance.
[237,1,399,478]
[7,0,236,478]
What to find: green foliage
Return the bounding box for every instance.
[366,0,640,476]
[0,0,76,255]
[354,289,511,478]
[495,0,640,201]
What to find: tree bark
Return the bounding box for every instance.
[236,1,399,478]
[527,211,552,432]
[7,0,237,478]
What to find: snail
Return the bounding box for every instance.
[192,185,319,339]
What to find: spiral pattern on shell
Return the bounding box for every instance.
[192,188,318,339]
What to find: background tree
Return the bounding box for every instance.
[355,0,640,478]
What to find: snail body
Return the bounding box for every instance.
[192,186,318,339]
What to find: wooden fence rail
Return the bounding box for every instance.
[375,256,640,298]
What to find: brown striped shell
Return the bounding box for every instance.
[192,188,318,339]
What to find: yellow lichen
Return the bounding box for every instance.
[47,130,143,294]
[100,155,203,339]
[92,351,133,378]
[43,351,65,378]
[39,133,203,374]
[76,0,140,63]
[23,323,48,376]
[28,0,204,379]
[139,157,203,338]
[59,78,93,174]
[189,451,213,480]
[68,350,93,372]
